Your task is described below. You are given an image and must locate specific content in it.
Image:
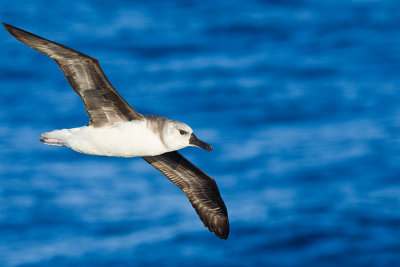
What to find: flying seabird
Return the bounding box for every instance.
[3,23,229,239]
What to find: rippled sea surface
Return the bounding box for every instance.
[2,1,400,266]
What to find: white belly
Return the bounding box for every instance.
[48,121,169,157]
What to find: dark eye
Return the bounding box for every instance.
[179,130,188,135]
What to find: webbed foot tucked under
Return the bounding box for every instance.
[39,129,70,147]
[39,136,65,146]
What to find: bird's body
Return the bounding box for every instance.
[42,116,190,157]
[3,22,229,239]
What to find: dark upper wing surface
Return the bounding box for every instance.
[143,151,229,239]
[3,23,144,126]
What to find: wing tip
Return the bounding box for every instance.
[214,215,230,240]
[2,22,14,33]
[2,22,32,42]
[202,213,229,240]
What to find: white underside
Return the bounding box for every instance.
[41,121,171,157]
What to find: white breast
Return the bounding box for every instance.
[63,121,168,157]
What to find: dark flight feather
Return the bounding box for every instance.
[143,151,229,239]
[2,23,144,126]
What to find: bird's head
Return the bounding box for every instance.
[162,120,212,152]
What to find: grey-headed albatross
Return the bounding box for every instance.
[3,23,229,239]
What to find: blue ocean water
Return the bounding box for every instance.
[1,0,400,266]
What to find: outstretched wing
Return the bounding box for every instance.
[3,23,144,126]
[143,151,229,239]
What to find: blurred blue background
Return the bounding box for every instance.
[1,0,400,266]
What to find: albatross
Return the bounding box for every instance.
[3,23,229,239]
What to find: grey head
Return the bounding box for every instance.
[144,115,212,152]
